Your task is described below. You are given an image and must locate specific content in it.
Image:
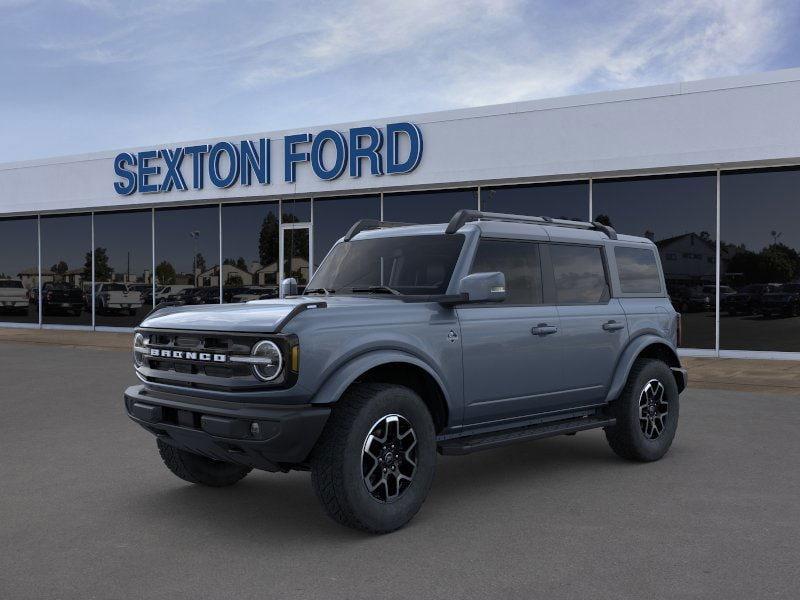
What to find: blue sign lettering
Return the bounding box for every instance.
[113,122,422,195]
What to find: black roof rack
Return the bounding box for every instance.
[445,209,617,240]
[344,219,416,241]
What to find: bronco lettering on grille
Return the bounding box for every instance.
[149,348,227,363]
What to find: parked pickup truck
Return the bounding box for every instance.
[125,210,687,533]
[40,282,84,315]
[760,283,800,318]
[0,279,30,314]
[95,283,143,316]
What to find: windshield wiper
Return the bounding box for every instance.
[351,285,402,296]
[304,287,335,295]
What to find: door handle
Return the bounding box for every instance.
[532,323,558,336]
[602,320,625,332]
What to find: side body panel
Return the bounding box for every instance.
[555,299,630,406]
[457,305,562,428]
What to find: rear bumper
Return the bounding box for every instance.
[124,384,330,471]
[671,367,688,393]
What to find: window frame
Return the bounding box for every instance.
[613,245,665,297]
[609,243,667,299]
[544,241,613,306]
[464,237,547,307]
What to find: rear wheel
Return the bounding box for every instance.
[310,383,436,534]
[605,359,679,462]
[157,439,251,487]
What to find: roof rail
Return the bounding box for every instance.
[344,219,416,241]
[445,209,618,240]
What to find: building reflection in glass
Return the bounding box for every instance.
[720,167,800,352]
[593,173,717,349]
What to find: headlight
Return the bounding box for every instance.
[133,333,145,367]
[250,340,283,381]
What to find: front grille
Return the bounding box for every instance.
[144,332,253,379]
[136,329,291,392]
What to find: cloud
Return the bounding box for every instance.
[0,0,794,162]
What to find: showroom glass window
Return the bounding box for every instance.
[221,201,279,302]
[40,213,92,325]
[593,173,717,349]
[383,189,478,224]
[720,167,800,352]
[481,181,589,221]
[281,199,311,292]
[0,217,39,324]
[93,210,153,328]
[154,205,220,305]
[313,195,380,269]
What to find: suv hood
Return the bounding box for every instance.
[139,296,410,333]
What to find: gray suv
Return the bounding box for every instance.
[125,210,687,533]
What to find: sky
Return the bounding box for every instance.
[1,0,799,163]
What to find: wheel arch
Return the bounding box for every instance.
[309,351,452,433]
[606,335,684,402]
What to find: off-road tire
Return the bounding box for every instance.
[604,358,679,462]
[310,383,437,534]
[157,439,252,487]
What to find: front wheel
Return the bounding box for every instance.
[604,359,679,462]
[310,383,437,534]
[157,439,252,486]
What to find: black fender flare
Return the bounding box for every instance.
[605,335,684,403]
[309,348,453,413]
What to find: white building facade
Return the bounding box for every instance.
[2,68,800,358]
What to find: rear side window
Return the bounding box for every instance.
[470,240,542,304]
[615,247,662,294]
[550,244,609,304]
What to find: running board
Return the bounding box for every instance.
[437,416,616,455]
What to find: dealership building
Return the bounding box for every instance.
[1,68,800,359]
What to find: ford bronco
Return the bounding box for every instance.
[125,210,687,533]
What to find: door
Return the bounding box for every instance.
[458,239,563,428]
[279,222,312,297]
[548,243,629,407]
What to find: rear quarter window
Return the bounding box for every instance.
[615,246,662,294]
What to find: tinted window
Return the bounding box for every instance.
[93,210,153,327]
[221,201,278,302]
[313,195,380,268]
[309,235,464,295]
[615,247,662,294]
[155,206,219,303]
[720,167,800,352]
[481,181,589,221]
[0,217,38,324]
[470,240,542,304]
[383,189,477,224]
[282,198,310,223]
[594,173,716,348]
[40,214,92,325]
[550,244,608,304]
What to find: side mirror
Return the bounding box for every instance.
[457,272,507,303]
[280,277,298,297]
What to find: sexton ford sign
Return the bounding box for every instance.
[112,122,423,196]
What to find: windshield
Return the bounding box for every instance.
[308,234,464,296]
[781,284,800,293]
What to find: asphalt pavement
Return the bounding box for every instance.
[1,342,798,600]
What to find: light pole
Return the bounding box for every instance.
[189,230,200,285]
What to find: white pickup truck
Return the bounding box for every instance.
[0,279,30,314]
[95,283,143,316]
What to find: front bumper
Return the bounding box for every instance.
[124,384,330,471]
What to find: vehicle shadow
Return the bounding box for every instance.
[128,432,622,542]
